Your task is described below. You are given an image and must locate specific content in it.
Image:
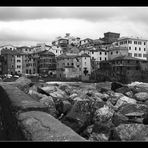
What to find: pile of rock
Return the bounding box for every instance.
[11,77,148,141]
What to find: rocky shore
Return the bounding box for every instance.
[1,77,148,141]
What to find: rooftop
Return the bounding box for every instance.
[118,36,148,41]
[111,55,147,61]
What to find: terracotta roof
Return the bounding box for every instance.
[81,53,90,57]
[39,50,55,56]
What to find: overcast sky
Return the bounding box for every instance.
[0,7,148,45]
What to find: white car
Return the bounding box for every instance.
[5,74,12,78]
[14,75,19,78]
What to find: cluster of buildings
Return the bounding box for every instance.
[0,32,148,83]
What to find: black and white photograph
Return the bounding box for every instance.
[0,6,148,142]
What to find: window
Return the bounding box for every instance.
[129,47,131,50]
[17,65,21,68]
[105,52,107,55]
[67,63,69,66]
[135,47,137,50]
[100,52,102,55]
[128,53,132,57]
[100,57,102,61]
[144,42,146,45]
[116,51,118,54]
[17,55,21,58]
[124,40,127,44]
[134,41,137,44]
[17,60,21,62]
[144,48,146,51]
[139,47,141,51]
[111,52,113,55]
[92,51,94,54]
[128,40,132,44]
[71,63,74,66]
[143,54,147,57]
[138,53,142,57]
[134,53,137,57]
[105,57,107,61]
[138,42,141,45]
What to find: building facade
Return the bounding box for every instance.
[99,55,148,83]
[38,50,56,76]
[56,53,91,81]
[116,37,148,60]
[1,49,15,75]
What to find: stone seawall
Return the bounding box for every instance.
[0,83,86,141]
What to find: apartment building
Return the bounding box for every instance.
[99,55,148,83]
[14,51,24,74]
[1,49,15,75]
[0,45,16,55]
[116,37,148,60]
[50,45,63,57]
[56,53,91,81]
[38,50,56,76]
[108,46,128,60]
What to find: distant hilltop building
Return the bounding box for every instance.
[100,32,120,44]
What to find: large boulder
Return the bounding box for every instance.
[111,82,125,92]
[62,99,95,133]
[108,92,124,106]
[59,84,72,96]
[118,103,148,117]
[112,112,129,127]
[37,87,50,96]
[115,96,137,109]
[115,86,131,95]
[28,90,46,101]
[39,96,57,117]
[94,92,109,102]
[89,120,114,142]
[96,82,112,92]
[62,100,72,115]
[89,133,109,141]
[93,105,114,123]
[18,111,86,141]
[69,93,78,100]
[134,92,148,102]
[128,82,148,93]
[9,77,33,94]
[41,85,57,94]
[113,123,148,141]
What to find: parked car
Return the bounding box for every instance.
[13,75,19,78]
[5,74,12,78]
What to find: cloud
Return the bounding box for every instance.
[0,7,148,43]
[0,7,148,23]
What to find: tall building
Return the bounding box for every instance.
[101,32,120,44]
[116,37,148,60]
[1,49,15,75]
[38,50,56,76]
